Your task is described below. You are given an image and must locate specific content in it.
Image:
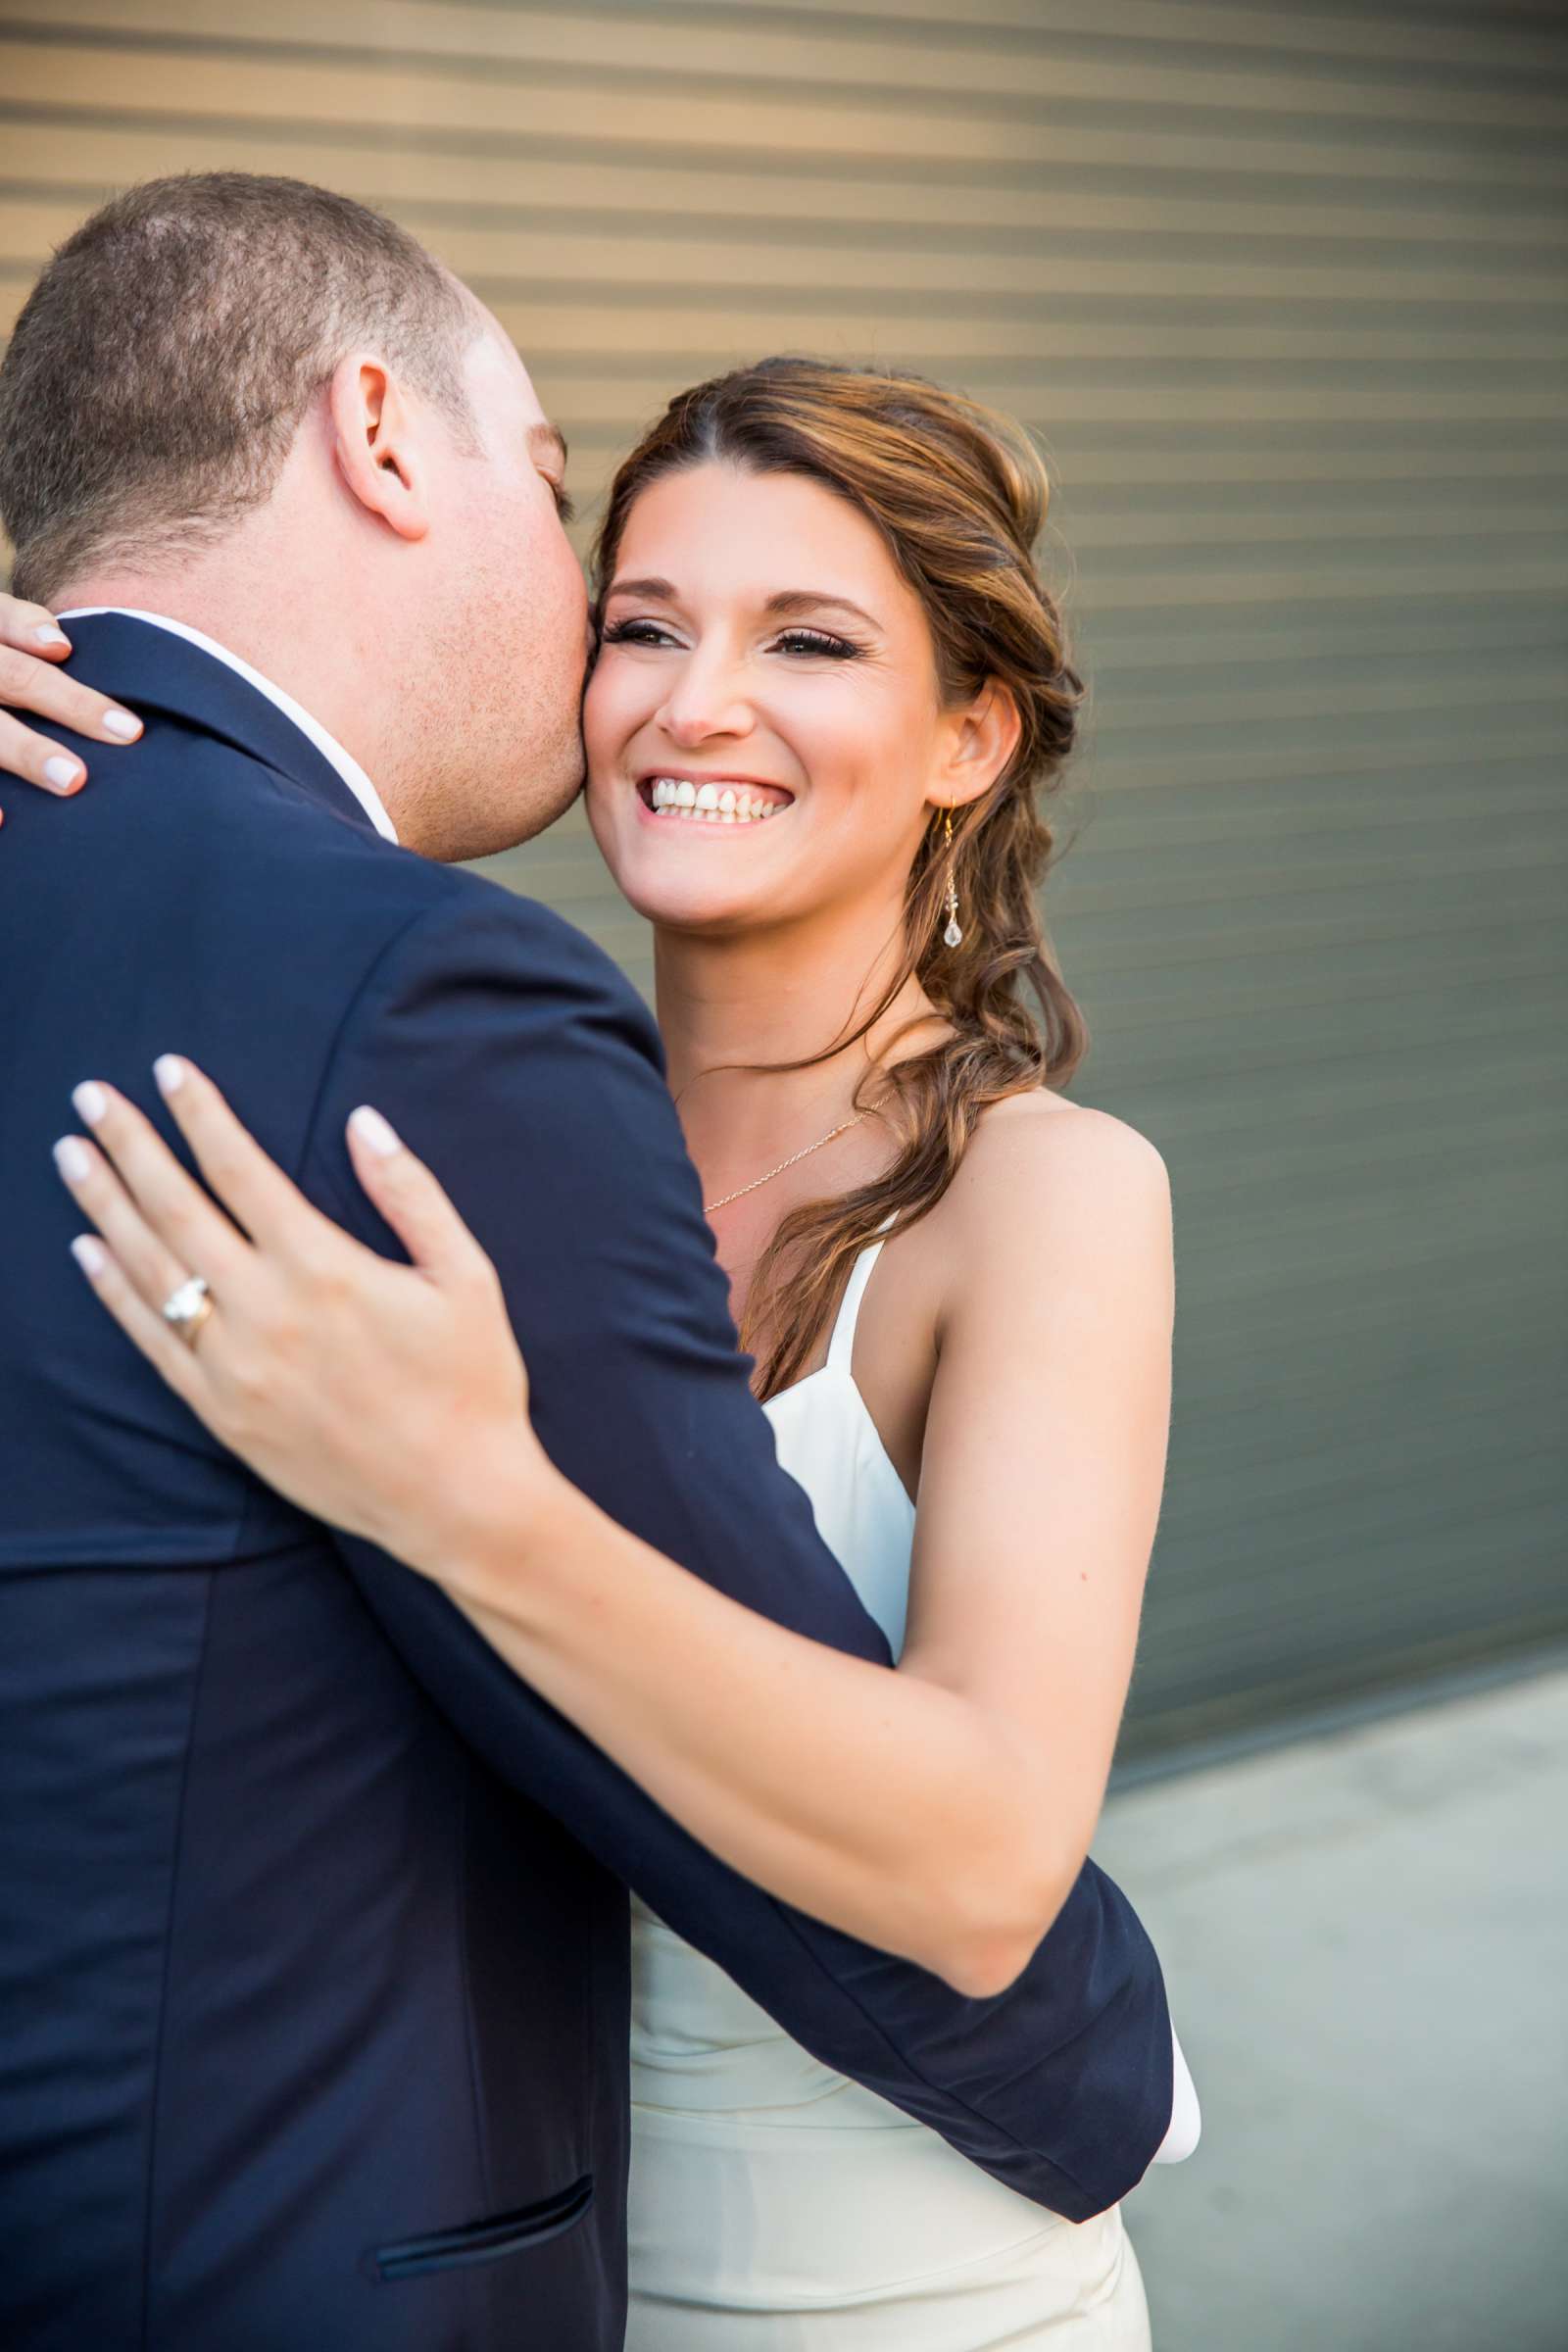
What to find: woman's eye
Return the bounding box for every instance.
[600,618,679,649]
[598,620,860,658]
[772,628,861,661]
[549,481,576,524]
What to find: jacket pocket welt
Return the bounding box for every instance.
[372,2173,594,2283]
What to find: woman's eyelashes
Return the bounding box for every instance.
[600,618,865,662]
[597,619,680,651]
[772,627,864,661]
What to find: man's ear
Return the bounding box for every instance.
[326,355,431,544]
[932,681,1023,813]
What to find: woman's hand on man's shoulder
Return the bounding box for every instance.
[0,590,144,814]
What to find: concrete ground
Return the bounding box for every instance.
[1095,1666,1568,2352]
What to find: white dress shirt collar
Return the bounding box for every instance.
[56,607,399,844]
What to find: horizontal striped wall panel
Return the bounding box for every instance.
[17,0,1568,134]
[1,0,1564,1758]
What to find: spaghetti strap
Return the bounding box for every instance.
[824,1214,898,1374]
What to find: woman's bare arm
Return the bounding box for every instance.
[452,1105,1171,1992]
[57,1062,1171,1997]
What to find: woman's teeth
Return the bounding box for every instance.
[647,778,787,824]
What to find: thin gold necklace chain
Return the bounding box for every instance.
[703,1113,865,1215]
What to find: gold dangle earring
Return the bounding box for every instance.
[941,809,963,949]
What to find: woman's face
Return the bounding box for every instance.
[583,463,968,938]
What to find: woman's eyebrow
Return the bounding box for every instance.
[600,581,879,628]
[763,590,879,628]
[603,575,680,608]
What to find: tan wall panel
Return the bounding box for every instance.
[3,116,1563,248]
[4,34,1559,186]
[708,0,1568,76]
[0,40,1068,168]
[20,0,1568,131]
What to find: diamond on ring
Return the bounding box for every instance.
[162,1274,214,1346]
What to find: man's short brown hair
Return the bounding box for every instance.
[0,172,479,601]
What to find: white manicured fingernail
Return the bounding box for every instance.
[45,755,83,792]
[349,1104,401,1157]
[103,710,141,740]
[54,1137,91,1183]
[33,625,71,649]
[71,1235,108,1277]
[73,1081,108,1126]
[153,1055,187,1097]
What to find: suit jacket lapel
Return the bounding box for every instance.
[59,613,385,841]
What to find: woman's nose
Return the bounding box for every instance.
[656,659,754,748]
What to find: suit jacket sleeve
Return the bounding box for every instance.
[299,882,1173,2222]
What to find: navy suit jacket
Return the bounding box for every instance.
[0,616,1172,2351]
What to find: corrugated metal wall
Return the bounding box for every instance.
[3,2,1565,1757]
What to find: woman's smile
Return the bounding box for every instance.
[636,772,795,827]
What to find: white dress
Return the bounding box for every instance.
[625,1228,1176,2349]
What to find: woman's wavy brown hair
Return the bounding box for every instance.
[592,357,1088,1399]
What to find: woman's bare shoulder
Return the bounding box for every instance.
[915,1099,1174,1400]
[873,1090,1170,1334]
[940,1091,1170,1232]
[885,1094,1171,1367]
